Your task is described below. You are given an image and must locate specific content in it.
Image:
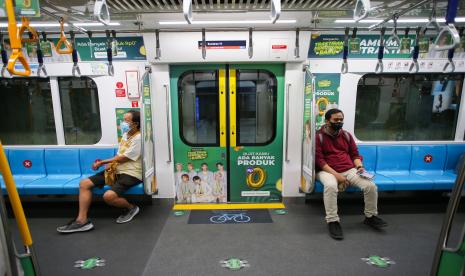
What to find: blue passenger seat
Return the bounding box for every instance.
[24,149,81,194]
[376,145,433,190]
[358,145,395,191]
[7,149,47,194]
[410,145,454,190]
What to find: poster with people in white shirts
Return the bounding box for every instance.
[175,162,227,204]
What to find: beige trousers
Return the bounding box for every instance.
[316,168,378,223]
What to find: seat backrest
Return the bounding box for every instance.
[411,145,446,172]
[9,149,46,176]
[45,149,81,175]
[80,148,115,175]
[358,145,377,172]
[376,145,412,172]
[445,144,465,172]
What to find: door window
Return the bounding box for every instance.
[236,70,277,145]
[178,71,219,145]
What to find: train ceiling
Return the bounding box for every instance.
[3,0,465,31]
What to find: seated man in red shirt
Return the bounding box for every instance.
[316,108,387,240]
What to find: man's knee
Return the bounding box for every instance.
[320,175,338,193]
[79,179,94,190]
[362,181,378,193]
[103,190,118,204]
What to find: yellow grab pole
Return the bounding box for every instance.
[0,142,33,246]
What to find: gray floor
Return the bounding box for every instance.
[6,192,465,276]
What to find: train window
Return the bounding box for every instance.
[178,71,219,145]
[0,78,56,145]
[355,74,463,141]
[58,77,102,145]
[236,70,277,145]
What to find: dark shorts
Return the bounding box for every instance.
[88,171,141,196]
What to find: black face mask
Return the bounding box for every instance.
[330,122,344,131]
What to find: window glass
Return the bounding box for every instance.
[178,71,218,145]
[355,74,463,141]
[0,78,56,145]
[58,77,102,145]
[236,70,277,145]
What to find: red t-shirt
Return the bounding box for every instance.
[315,127,362,173]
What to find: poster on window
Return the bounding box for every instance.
[140,71,157,194]
[301,70,315,193]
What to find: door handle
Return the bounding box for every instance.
[164,84,172,163]
[285,83,291,162]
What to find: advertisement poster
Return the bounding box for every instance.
[174,148,228,204]
[301,70,315,193]
[308,34,465,60]
[0,0,40,17]
[3,36,146,65]
[314,74,341,130]
[229,146,283,203]
[141,72,156,194]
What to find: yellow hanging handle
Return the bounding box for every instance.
[55,18,73,55]
[18,17,39,44]
[5,0,31,76]
[0,142,33,247]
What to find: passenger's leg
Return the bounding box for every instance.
[343,168,378,217]
[76,178,96,223]
[316,171,340,222]
[103,190,133,209]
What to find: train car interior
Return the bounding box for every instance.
[0,0,464,275]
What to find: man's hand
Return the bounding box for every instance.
[335,173,350,187]
[92,160,102,171]
[356,166,365,173]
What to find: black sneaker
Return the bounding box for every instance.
[328,221,344,240]
[364,216,388,229]
[57,220,94,233]
[116,205,140,224]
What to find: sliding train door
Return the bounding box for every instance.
[170,64,284,203]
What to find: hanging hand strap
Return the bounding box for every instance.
[409,27,421,73]
[69,31,81,77]
[36,33,47,77]
[56,18,73,55]
[0,32,9,77]
[106,30,114,76]
[375,27,386,74]
[341,27,349,74]
[5,0,30,76]
[433,0,460,51]
[18,17,38,44]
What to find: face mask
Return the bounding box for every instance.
[330,122,344,131]
[120,121,130,133]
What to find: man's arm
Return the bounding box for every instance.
[92,155,130,170]
[346,132,364,171]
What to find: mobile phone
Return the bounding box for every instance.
[357,171,375,180]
